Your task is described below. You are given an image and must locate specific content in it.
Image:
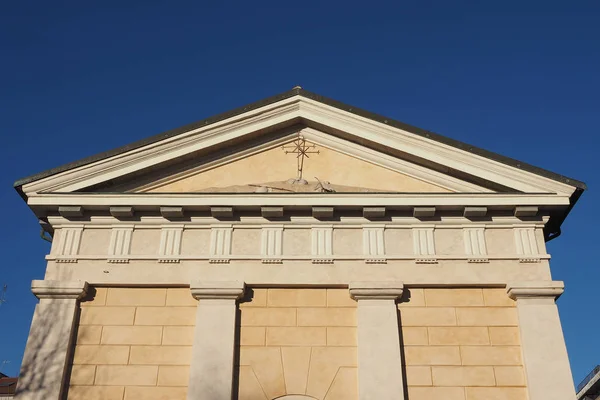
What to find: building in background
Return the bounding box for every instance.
[0,373,17,399]
[577,365,600,400]
[13,87,586,400]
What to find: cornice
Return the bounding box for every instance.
[27,193,570,217]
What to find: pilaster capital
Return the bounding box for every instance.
[349,281,404,301]
[506,280,564,300]
[190,281,245,300]
[31,280,88,300]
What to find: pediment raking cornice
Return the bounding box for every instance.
[20,95,577,198]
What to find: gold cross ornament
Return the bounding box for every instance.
[282,135,319,183]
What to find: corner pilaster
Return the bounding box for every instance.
[349,281,405,400]
[187,281,245,400]
[506,281,576,400]
[15,280,88,400]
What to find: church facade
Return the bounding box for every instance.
[13,87,585,400]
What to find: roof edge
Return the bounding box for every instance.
[14,86,587,195]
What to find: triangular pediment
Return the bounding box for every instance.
[16,88,582,201]
[135,136,455,193]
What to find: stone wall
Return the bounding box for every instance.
[237,288,358,400]
[65,287,526,400]
[400,288,527,400]
[67,287,197,400]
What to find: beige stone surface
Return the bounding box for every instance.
[69,365,96,385]
[353,292,404,399]
[73,345,129,365]
[68,285,528,399]
[399,288,426,307]
[52,258,553,285]
[326,288,356,307]
[128,345,192,365]
[94,365,158,386]
[402,327,429,345]
[333,229,362,256]
[483,288,515,307]
[434,229,464,255]
[306,347,357,399]
[267,327,326,346]
[456,307,518,326]
[165,287,197,306]
[157,365,190,386]
[105,288,167,306]
[80,287,107,307]
[80,306,135,325]
[241,327,266,346]
[510,291,576,400]
[384,228,412,255]
[239,347,286,399]
[283,228,311,256]
[404,346,462,366]
[78,229,110,256]
[428,327,490,345]
[485,229,516,255]
[297,308,356,327]
[134,306,196,325]
[424,289,484,307]
[465,387,527,400]
[162,326,195,345]
[494,366,526,386]
[149,140,448,193]
[187,294,241,400]
[76,326,102,344]
[68,385,124,400]
[241,307,297,326]
[238,365,268,399]
[408,386,465,400]
[460,346,522,366]
[324,367,358,400]
[399,307,457,326]
[100,325,162,345]
[405,366,433,386]
[327,327,357,346]
[124,386,187,400]
[129,229,161,255]
[432,366,495,387]
[267,288,327,307]
[240,288,268,307]
[489,327,520,345]
[180,229,210,256]
[232,229,261,255]
[281,347,311,394]
[237,288,358,399]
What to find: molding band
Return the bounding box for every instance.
[190,281,245,300]
[506,280,564,300]
[31,280,88,299]
[349,281,404,300]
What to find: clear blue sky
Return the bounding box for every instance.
[1,0,597,385]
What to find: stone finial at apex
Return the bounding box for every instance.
[292,85,302,90]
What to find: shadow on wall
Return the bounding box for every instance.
[397,297,410,400]
[14,282,89,400]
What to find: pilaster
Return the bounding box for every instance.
[187,281,245,400]
[506,281,576,400]
[15,280,88,400]
[349,281,405,400]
